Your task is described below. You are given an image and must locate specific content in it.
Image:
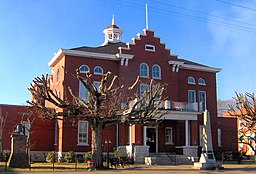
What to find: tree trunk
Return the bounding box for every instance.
[91,121,103,169]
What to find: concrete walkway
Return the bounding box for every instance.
[2,164,256,174]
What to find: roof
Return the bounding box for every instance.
[71,42,127,54]
[107,24,120,29]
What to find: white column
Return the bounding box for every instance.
[129,124,132,145]
[185,120,190,146]
[143,126,147,146]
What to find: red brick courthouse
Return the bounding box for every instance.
[1,20,237,163]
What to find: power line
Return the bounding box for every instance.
[214,0,256,12]
[101,0,256,34]
[151,0,256,28]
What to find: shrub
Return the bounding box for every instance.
[64,151,76,163]
[46,151,57,163]
[85,151,92,161]
[2,150,10,162]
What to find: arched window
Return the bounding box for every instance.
[79,65,90,73]
[140,63,149,77]
[94,66,103,75]
[152,64,161,79]
[187,76,195,84]
[198,78,206,85]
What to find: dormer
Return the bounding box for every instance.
[102,15,123,45]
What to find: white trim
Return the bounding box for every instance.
[182,64,221,73]
[79,65,90,73]
[49,49,118,67]
[165,127,173,144]
[152,64,161,79]
[168,60,221,73]
[198,78,206,85]
[159,110,200,120]
[94,66,103,75]
[145,44,155,52]
[116,53,134,59]
[188,76,196,85]
[78,121,88,145]
[140,63,149,78]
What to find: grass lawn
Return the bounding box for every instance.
[0,162,89,172]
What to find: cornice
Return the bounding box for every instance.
[48,49,118,67]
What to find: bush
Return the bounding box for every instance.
[1,150,10,162]
[64,151,76,163]
[46,151,57,163]
[85,151,92,161]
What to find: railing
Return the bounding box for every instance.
[159,100,199,112]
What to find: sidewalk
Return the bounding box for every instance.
[3,164,256,174]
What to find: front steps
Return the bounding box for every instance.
[145,153,195,165]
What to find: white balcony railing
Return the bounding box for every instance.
[160,100,199,112]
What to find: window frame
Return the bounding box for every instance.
[145,44,155,52]
[140,63,149,78]
[79,80,89,102]
[188,90,196,103]
[152,64,161,79]
[77,121,89,146]
[93,81,101,92]
[187,76,196,85]
[198,91,206,111]
[79,65,90,73]
[165,127,173,144]
[94,66,103,75]
[198,78,206,85]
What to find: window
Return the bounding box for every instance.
[198,91,206,111]
[79,65,90,73]
[140,63,149,78]
[187,77,195,84]
[22,121,30,136]
[78,121,88,145]
[56,68,60,83]
[198,78,206,85]
[93,81,101,92]
[145,44,155,52]
[152,64,161,79]
[94,66,103,75]
[79,80,89,102]
[218,128,222,147]
[165,127,173,144]
[140,83,148,97]
[188,90,196,103]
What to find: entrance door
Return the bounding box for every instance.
[146,128,156,153]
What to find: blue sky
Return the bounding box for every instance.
[0,0,256,105]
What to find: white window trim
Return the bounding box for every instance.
[188,90,196,103]
[188,76,196,85]
[152,64,161,79]
[140,63,149,78]
[77,121,89,146]
[198,78,206,85]
[79,80,89,102]
[94,66,103,75]
[93,81,101,92]
[198,91,206,111]
[165,127,173,145]
[79,65,90,73]
[145,44,155,52]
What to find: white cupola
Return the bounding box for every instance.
[102,15,123,45]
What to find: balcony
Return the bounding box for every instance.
[160,100,199,112]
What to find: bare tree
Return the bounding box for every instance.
[229,92,256,156]
[27,70,164,168]
[0,108,7,161]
